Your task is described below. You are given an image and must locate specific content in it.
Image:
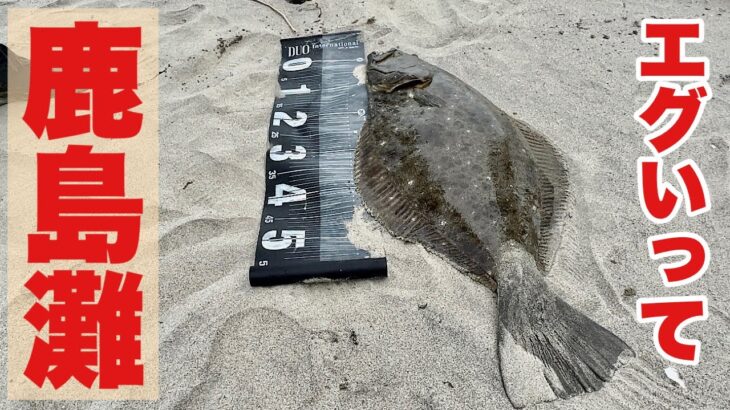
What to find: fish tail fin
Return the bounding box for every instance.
[496,243,634,408]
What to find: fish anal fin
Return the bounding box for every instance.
[511,118,571,272]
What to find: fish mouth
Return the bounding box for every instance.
[366,49,433,93]
[367,74,433,93]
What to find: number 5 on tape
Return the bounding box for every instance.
[262,230,306,250]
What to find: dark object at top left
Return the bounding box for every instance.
[0,44,30,106]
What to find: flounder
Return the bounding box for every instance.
[355,49,633,407]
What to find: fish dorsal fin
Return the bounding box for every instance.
[510,118,571,273]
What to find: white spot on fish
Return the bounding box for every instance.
[408,180,414,186]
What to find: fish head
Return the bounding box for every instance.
[366,49,433,93]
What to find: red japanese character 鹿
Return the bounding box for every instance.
[23,21,142,139]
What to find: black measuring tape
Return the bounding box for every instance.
[249,31,387,286]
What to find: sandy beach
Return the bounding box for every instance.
[2,0,730,408]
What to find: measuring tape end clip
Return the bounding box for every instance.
[248,257,388,287]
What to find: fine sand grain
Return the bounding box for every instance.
[1,0,729,408]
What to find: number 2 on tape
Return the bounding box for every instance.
[273,111,307,127]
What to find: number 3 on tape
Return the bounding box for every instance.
[270,145,306,161]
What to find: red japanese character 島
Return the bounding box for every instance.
[23,21,142,139]
[28,145,143,263]
[23,269,143,389]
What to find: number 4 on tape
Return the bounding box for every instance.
[268,183,306,206]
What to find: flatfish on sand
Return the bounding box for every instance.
[355,49,634,408]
